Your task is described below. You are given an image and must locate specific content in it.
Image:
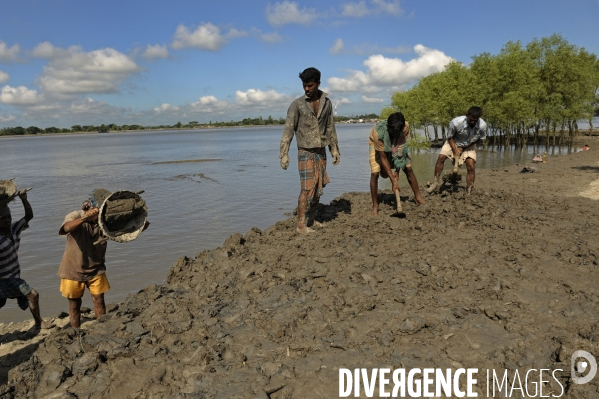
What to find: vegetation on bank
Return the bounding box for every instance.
[0,113,379,137]
[381,34,599,147]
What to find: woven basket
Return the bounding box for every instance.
[0,180,18,208]
[98,190,147,243]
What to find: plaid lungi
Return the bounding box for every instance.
[0,277,33,310]
[298,147,330,204]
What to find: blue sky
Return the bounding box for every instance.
[0,0,597,128]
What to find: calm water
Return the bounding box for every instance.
[0,123,585,323]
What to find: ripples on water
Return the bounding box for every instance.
[0,124,586,322]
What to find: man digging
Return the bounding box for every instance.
[369,112,425,215]
[427,106,487,195]
[279,67,340,234]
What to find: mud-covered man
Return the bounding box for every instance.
[0,191,50,329]
[369,112,425,215]
[58,196,111,328]
[427,106,487,194]
[279,67,340,234]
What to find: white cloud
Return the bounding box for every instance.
[171,23,247,51]
[0,70,8,83]
[328,44,452,92]
[372,0,403,15]
[0,114,15,123]
[153,103,179,113]
[31,42,64,58]
[0,41,20,63]
[341,0,402,18]
[338,97,352,104]
[142,44,170,60]
[251,28,284,43]
[266,1,319,27]
[341,1,370,17]
[361,95,384,103]
[235,88,290,105]
[0,85,41,105]
[197,95,222,106]
[38,47,141,96]
[330,38,411,56]
[330,38,345,55]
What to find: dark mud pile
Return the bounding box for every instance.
[102,195,146,232]
[1,150,599,398]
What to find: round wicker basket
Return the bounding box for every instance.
[98,190,147,243]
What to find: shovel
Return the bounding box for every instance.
[391,173,406,218]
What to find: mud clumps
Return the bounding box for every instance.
[2,149,599,398]
[103,196,146,232]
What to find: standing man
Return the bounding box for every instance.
[0,191,49,329]
[427,106,487,194]
[369,112,425,215]
[58,195,110,328]
[279,67,340,234]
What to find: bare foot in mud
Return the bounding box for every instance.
[296,226,315,234]
[415,196,426,205]
[33,321,54,330]
[369,209,379,216]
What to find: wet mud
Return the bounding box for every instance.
[1,149,598,398]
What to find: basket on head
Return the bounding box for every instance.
[0,180,18,208]
[98,190,147,243]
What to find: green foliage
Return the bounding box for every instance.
[406,134,431,152]
[385,34,599,145]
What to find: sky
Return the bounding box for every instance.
[0,0,598,128]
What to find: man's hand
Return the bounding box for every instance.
[280,154,290,170]
[18,189,28,201]
[391,180,399,193]
[331,149,340,165]
[83,207,99,222]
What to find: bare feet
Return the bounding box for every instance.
[369,208,379,216]
[415,196,426,205]
[33,320,54,330]
[296,226,315,234]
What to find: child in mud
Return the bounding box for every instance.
[58,190,149,328]
[369,112,425,215]
[427,106,487,195]
[279,67,341,234]
[58,196,110,328]
[0,191,50,329]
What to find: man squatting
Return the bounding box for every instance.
[427,106,487,194]
[279,67,340,234]
[369,112,425,215]
[0,191,50,329]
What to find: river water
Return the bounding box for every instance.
[0,123,589,323]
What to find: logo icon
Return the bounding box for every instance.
[571,350,597,385]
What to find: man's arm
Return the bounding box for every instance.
[326,100,340,165]
[377,151,399,193]
[62,208,99,234]
[470,122,487,146]
[279,101,299,170]
[18,190,33,222]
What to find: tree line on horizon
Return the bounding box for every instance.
[0,114,379,136]
[381,34,599,147]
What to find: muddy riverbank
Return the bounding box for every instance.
[1,149,598,398]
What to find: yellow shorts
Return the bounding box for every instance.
[60,274,110,299]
